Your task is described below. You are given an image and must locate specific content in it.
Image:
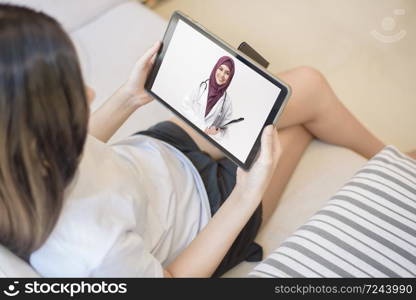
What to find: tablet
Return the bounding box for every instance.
[145,11,291,169]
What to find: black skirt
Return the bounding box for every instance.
[135,121,263,277]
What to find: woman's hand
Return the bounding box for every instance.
[120,41,161,108]
[204,126,220,135]
[235,125,281,202]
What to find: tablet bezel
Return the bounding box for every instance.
[145,11,291,170]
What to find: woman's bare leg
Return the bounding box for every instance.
[172,66,384,160]
[277,66,385,159]
[407,151,416,159]
[260,125,313,228]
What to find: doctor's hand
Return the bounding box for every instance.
[204,126,220,135]
[120,41,161,108]
[235,125,281,203]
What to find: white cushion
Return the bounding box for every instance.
[0,0,129,32]
[0,245,39,277]
[249,146,416,278]
[70,1,171,142]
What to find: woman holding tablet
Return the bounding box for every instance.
[0,5,413,278]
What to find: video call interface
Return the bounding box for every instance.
[152,19,282,162]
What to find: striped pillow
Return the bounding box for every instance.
[249,146,416,278]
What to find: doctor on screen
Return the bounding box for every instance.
[181,56,235,140]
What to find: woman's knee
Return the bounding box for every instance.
[292,66,336,113]
[292,66,328,88]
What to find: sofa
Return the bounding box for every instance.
[0,0,369,277]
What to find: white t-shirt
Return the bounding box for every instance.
[30,134,212,277]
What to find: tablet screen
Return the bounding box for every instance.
[149,16,286,167]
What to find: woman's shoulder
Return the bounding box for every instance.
[61,135,150,240]
[30,179,148,276]
[67,135,144,200]
[30,135,172,277]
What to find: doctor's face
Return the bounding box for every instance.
[215,64,230,85]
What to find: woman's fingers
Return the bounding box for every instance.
[138,41,161,67]
[126,41,161,89]
[258,125,274,165]
[272,129,282,160]
[150,52,157,65]
[258,125,281,169]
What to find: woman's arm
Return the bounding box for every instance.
[165,125,281,277]
[165,185,259,277]
[88,88,142,142]
[89,42,161,142]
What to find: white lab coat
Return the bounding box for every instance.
[181,80,233,140]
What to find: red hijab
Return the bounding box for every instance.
[205,56,235,117]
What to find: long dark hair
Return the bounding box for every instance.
[0,4,89,260]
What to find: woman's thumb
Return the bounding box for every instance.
[259,125,274,164]
[137,41,161,67]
